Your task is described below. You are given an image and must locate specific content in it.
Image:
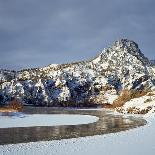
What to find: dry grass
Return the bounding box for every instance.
[127,106,152,114]
[0,99,23,112]
[111,89,148,108]
[115,106,153,114]
[147,92,155,96]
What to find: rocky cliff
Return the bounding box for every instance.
[0,39,155,106]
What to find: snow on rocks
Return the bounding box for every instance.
[0,39,155,109]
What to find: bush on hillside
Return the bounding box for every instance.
[112,89,148,108]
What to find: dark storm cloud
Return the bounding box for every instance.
[0,0,155,70]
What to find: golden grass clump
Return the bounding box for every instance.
[112,89,148,108]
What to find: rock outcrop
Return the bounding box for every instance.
[0,39,155,106]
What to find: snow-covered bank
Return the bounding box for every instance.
[0,114,98,128]
[0,115,154,155]
[116,92,155,114]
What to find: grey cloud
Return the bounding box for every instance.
[0,0,155,70]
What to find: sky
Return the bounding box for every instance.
[0,0,155,70]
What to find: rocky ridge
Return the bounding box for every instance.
[0,39,155,107]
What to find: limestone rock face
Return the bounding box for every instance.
[0,39,155,106]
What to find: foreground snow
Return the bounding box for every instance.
[0,114,98,128]
[0,114,155,155]
[116,92,155,114]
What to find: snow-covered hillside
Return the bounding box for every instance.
[0,39,155,110]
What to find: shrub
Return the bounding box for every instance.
[112,89,148,108]
[6,99,23,111]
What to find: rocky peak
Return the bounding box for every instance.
[150,60,155,66]
[96,39,150,67]
[113,39,139,50]
[111,39,150,65]
[98,39,150,65]
[90,39,155,90]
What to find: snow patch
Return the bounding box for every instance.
[0,116,155,155]
[0,114,99,128]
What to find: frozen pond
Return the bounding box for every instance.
[0,117,152,155]
[0,114,98,128]
[0,106,146,145]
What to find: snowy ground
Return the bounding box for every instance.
[116,92,155,114]
[0,113,98,128]
[0,114,155,155]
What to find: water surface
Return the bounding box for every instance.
[0,106,146,145]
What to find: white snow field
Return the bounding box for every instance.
[0,114,99,128]
[0,115,155,155]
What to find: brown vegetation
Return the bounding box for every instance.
[116,106,152,114]
[111,89,148,108]
[146,92,155,96]
[0,99,23,112]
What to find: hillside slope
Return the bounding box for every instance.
[0,39,155,108]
